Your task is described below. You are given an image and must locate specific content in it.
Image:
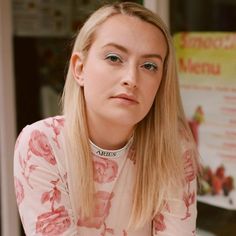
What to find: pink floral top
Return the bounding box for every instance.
[14,116,197,236]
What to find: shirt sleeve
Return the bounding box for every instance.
[152,143,198,236]
[14,121,79,236]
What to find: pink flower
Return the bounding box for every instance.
[44,117,65,149]
[41,179,61,211]
[127,146,136,164]
[36,206,71,236]
[77,191,114,229]
[29,130,56,165]
[14,177,24,205]
[182,190,195,220]
[153,213,166,232]
[93,157,118,183]
[52,118,65,136]
[183,150,196,183]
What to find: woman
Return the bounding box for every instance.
[14,2,198,235]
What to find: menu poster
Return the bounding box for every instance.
[174,32,236,210]
[13,0,71,36]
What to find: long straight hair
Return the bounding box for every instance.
[62,2,198,229]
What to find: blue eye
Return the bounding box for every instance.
[142,62,158,71]
[105,53,122,63]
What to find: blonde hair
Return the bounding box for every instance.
[62,2,197,229]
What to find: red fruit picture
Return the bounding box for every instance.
[199,165,234,197]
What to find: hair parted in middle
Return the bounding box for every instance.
[62,1,197,229]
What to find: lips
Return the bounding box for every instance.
[111,93,139,104]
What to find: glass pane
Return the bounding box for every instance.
[170,0,236,33]
[170,1,236,236]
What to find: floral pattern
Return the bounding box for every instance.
[77,191,114,229]
[36,206,71,236]
[93,156,118,183]
[183,149,196,183]
[14,116,197,236]
[182,149,196,220]
[182,190,195,220]
[14,177,24,205]
[127,146,136,164]
[18,152,38,189]
[100,223,114,236]
[41,179,61,210]
[153,213,166,232]
[29,129,56,165]
[36,178,71,235]
[44,117,65,149]
[123,230,128,236]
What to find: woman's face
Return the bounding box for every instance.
[73,14,167,129]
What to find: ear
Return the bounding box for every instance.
[71,52,85,87]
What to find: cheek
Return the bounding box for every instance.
[83,68,117,99]
[145,80,161,104]
[82,70,110,103]
[83,68,102,92]
[83,61,110,87]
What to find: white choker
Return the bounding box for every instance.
[89,137,133,159]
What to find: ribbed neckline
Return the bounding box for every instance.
[89,137,133,159]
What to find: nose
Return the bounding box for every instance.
[121,64,138,89]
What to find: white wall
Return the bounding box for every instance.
[0,0,20,235]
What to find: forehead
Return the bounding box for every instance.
[91,14,167,56]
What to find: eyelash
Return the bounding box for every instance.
[105,53,158,72]
[105,53,123,63]
[142,62,158,72]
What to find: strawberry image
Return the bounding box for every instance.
[211,175,223,195]
[198,179,211,195]
[203,166,213,184]
[216,165,225,180]
[199,165,234,197]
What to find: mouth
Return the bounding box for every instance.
[111,93,139,104]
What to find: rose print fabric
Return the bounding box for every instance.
[14,116,197,236]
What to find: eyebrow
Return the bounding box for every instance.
[102,43,163,62]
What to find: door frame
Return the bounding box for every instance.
[144,0,170,27]
[0,0,20,235]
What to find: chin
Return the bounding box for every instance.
[110,115,142,127]
[99,108,146,127]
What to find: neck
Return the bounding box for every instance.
[87,118,134,150]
